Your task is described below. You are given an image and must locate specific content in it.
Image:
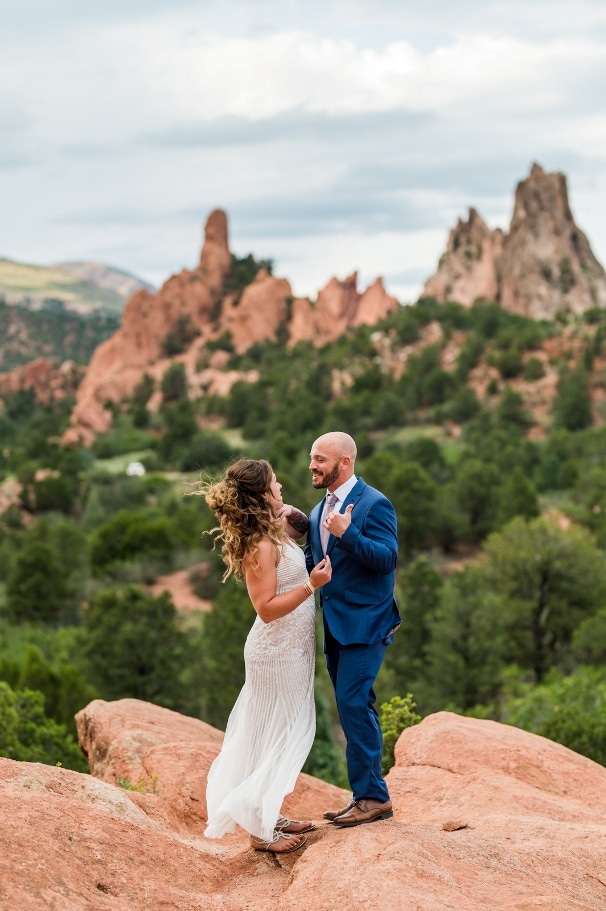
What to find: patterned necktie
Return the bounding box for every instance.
[320,492,338,554]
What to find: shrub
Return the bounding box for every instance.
[494,348,523,379]
[0,681,88,771]
[89,511,177,572]
[179,431,233,472]
[161,363,188,403]
[162,315,200,356]
[522,357,545,381]
[380,694,421,774]
[501,667,606,767]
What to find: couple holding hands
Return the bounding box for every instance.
[200,431,400,854]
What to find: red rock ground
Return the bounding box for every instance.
[2,702,606,909]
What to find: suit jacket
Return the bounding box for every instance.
[305,477,400,646]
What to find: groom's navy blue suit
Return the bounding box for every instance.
[305,477,400,802]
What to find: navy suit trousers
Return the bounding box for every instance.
[324,624,390,802]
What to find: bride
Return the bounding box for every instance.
[199,458,331,853]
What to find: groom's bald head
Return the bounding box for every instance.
[309,432,357,490]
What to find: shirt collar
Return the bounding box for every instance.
[328,475,357,506]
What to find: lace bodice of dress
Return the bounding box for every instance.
[245,540,315,656]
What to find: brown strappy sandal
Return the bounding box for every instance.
[250,831,307,854]
[275,815,316,835]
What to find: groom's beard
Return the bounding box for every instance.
[313,461,340,489]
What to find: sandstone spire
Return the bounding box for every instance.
[422,208,503,306]
[199,209,232,294]
[499,163,606,318]
[422,163,606,319]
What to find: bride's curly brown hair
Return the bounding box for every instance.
[197,458,288,581]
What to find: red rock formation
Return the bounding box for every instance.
[222,268,293,354]
[423,208,504,305]
[0,357,83,405]
[289,272,398,347]
[2,705,606,910]
[500,163,606,318]
[62,214,399,446]
[354,277,400,327]
[198,208,232,294]
[63,212,231,446]
[423,163,606,319]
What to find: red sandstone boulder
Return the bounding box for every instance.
[75,698,348,836]
[2,707,606,910]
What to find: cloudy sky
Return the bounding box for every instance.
[2,0,606,302]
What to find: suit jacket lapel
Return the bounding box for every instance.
[325,479,365,556]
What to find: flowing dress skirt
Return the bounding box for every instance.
[205,541,316,843]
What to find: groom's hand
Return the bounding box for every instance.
[325,503,354,539]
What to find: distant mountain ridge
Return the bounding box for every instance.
[0,257,154,316]
[54,261,156,301]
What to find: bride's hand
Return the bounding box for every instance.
[310,554,332,589]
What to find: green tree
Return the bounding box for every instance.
[156,400,198,464]
[6,541,74,624]
[130,373,155,427]
[573,466,606,547]
[400,438,447,482]
[303,683,346,786]
[194,578,346,786]
[553,367,592,431]
[495,466,540,527]
[178,430,233,472]
[495,387,532,434]
[452,458,500,540]
[482,517,606,682]
[494,347,523,379]
[16,645,98,732]
[499,667,606,767]
[161,362,188,403]
[198,582,253,729]
[382,557,443,694]
[0,681,88,771]
[571,606,606,666]
[418,566,504,713]
[391,463,437,557]
[82,586,190,710]
[447,386,481,423]
[30,474,76,513]
[89,511,176,572]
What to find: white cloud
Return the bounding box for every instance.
[0,0,605,302]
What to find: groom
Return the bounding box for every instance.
[305,431,400,827]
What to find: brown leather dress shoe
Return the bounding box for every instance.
[323,798,356,821]
[332,798,393,827]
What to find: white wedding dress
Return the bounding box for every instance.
[204,540,316,843]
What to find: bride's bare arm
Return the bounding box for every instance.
[244,538,330,624]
